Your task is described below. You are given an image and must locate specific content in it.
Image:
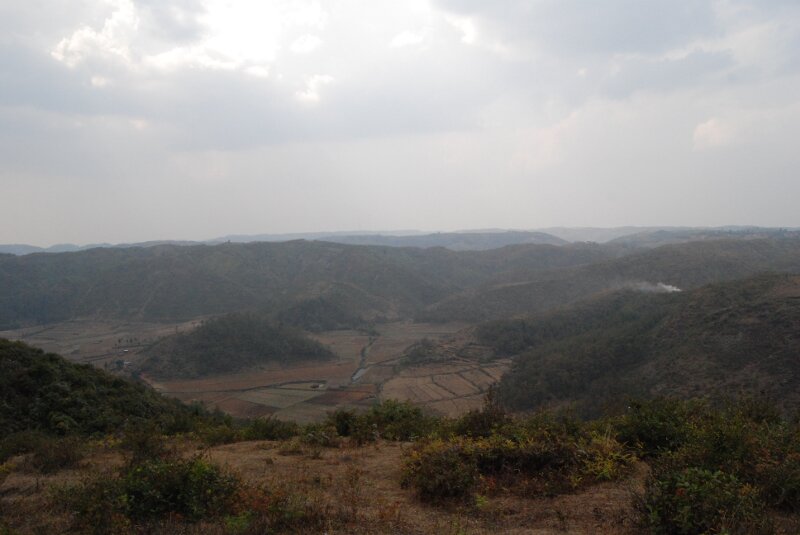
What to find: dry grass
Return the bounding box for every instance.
[3,437,800,534]
[206,439,644,534]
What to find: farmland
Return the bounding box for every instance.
[145,321,497,422]
[1,319,507,422]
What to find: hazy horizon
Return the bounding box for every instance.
[2,0,800,245]
[3,224,798,250]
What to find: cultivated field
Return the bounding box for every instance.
[0,318,202,369]
[381,359,512,416]
[2,319,509,422]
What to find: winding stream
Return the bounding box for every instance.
[350,336,376,383]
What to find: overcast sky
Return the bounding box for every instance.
[1,0,799,245]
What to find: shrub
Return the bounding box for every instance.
[25,435,84,474]
[638,465,772,535]
[326,409,358,438]
[120,422,168,463]
[53,475,130,535]
[451,389,510,439]
[233,485,335,533]
[581,430,635,482]
[361,400,437,441]
[241,417,300,441]
[301,423,340,448]
[121,456,240,521]
[0,430,48,463]
[402,438,479,503]
[614,398,700,457]
[403,423,634,503]
[197,424,240,446]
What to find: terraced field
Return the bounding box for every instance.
[2,319,508,422]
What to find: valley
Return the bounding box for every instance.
[0,318,498,422]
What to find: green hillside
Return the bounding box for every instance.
[0,339,198,438]
[0,240,630,329]
[492,273,800,414]
[141,312,336,378]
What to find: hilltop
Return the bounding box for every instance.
[141,313,336,379]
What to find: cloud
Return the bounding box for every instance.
[295,74,334,103]
[693,118,735,150]
[290,34,323,54]
[390,30,427,48]
[51,0,139,68]
[1,0,800,244]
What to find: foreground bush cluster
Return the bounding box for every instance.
[624,398,800,534]
[3,396,800,534]
[402,413,633,503]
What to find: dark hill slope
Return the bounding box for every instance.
[0,339,196,437]
[493,273,800,415]
[141,313,336,379]
[421,238,800,322]
[0,240,630,329]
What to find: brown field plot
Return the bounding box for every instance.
[4,318,508,421]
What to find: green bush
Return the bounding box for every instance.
[121,456,240,521]
[614,398,699,457]
[120,422,168,463]
[301,423,340,448]
[361,400,437,441]
[324,400,437,445]
[53,475,129,535]
[326,409,358,438]
[197,424,241,446]
[402,438,479,503]
[0,430,86,474]
[451,389,510,439]
[241,417,300,441]
[0,430,48,463]
[638,465,772,535]
[25,435,84,474]
[56,456,241,531]
[403,418,633,503]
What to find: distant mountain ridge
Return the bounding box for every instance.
[0,230,562,255]
[5,226,797,255]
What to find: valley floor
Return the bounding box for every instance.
[1,320,506,422]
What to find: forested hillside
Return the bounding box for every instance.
[490,273,800,414]
[0,240,629,329]
[142,313,336,378]
[0,339,199,437]
[420,238,800,322]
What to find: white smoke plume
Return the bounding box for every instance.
[628,281,682,293]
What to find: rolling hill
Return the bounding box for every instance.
[0,240,631,329]
[141,312,336,378]
[489,273,800,415]
[419,237,800,322]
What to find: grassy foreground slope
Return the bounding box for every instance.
[141,312,336,379]
[491,273,800,414]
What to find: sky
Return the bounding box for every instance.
[1,0,800,246]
